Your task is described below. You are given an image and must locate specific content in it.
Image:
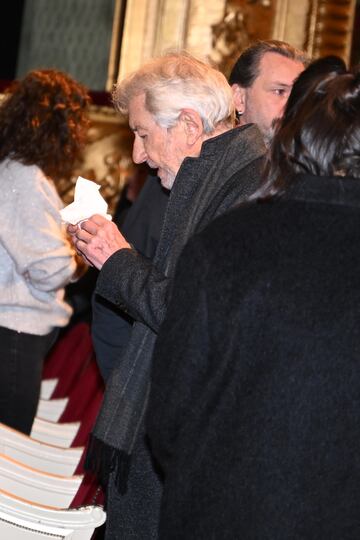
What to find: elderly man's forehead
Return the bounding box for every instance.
[128,93,150,129]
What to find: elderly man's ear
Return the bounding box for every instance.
[179,109,204,146]
[231,84,246,116]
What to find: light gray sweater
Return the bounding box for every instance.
[0,159,76,335]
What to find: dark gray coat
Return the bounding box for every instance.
[88,124,266,539]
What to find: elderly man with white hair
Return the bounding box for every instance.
[69,51,266,539]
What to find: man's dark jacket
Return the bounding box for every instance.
[148,173,360,540]
[88,124,266,538]
[92,176,169,382]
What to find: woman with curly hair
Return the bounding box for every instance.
[0,69,90,434]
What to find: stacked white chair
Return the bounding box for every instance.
[40,377,59,399]
[0,487,106,539]
[0,321,106,538]
[31,417,80,448]
[0,423,83,476]
[0,453,83,507]
[36,396,69,422]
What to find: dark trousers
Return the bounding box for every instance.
[0,325,57,435]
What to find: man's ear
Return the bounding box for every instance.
[232,84,246,115]
[178,109,203,146]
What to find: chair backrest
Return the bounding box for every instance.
[0,487,106,540]
[40,377,59,400]
[0,453,83,507]
[36,397,69,422]
[31,417,80,448]
[0,422,83,476]
[70,471,105,509]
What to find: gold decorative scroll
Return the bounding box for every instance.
[209,0,275,77]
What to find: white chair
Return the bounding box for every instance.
[31,417,80,448]
[40,377,59,399]
[36,397,69,422]
[0,423,83,476]
[0,487,106,539]
[0,453,83,507]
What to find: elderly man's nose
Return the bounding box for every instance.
[132,137,147,164]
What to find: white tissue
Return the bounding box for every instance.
[60,176,112,225]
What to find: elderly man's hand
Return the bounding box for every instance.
[67,214,131,270]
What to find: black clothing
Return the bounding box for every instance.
[0,326,57,434]
[92,176,169,382]
[148,173,360,539]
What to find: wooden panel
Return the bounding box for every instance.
[307,0,356,64]
[350,0,360,67]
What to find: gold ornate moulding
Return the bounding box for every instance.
[209,0,357,72]
[110,0,357,81]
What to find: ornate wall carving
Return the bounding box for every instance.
[113,0,357,83]
[210,0,274,78]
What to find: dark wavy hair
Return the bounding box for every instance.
[0,69,90,182]
[254,56,360,198]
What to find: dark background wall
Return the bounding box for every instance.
[0,2,25,81]
[0,0,116,91]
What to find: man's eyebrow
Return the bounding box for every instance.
[270,81,293,88]
[130,125,146,133]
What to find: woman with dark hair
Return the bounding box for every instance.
[147,57,360,539]
[0,69,90,434]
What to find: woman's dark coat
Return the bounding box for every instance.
[148,174,360,539]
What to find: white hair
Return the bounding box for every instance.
[113,52,234,133]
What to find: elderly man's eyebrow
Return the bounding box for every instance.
[130,124,147,133]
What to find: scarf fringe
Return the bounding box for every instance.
[85,433,132,495]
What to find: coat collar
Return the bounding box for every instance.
[198,123,262,159]
[171,123,265,195]
[286,173,360,209]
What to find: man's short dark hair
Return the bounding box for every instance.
[229,40,308,88]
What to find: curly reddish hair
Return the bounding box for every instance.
[0,69,90,181]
